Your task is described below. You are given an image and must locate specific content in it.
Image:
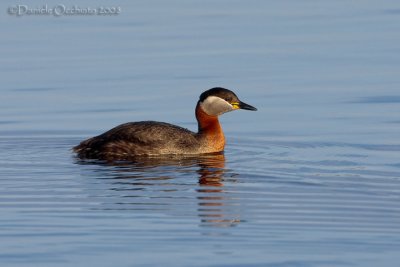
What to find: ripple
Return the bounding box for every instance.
[353,95,400,104]
[0,136,400,266]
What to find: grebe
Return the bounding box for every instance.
[73,87,257,159]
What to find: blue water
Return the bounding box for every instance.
[1,1,400,266]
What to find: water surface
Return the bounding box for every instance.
[1,1,400,266]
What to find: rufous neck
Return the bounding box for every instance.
[195,102,222,133]
[195,102,226,152]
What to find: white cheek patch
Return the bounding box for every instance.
[200,96,234,116]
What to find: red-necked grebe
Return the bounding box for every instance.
[73,87,257,159]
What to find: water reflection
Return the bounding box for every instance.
[196,155,241,228]
[75,153,241,228]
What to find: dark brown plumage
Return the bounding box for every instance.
[74,121,201,158]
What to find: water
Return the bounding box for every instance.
[1,1,400,266]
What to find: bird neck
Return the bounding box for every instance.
[195,102,225,152]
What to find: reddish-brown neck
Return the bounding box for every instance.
[195,102,225,152]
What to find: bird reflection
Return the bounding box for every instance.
[75,152,241,228]
[196,154,241,228]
